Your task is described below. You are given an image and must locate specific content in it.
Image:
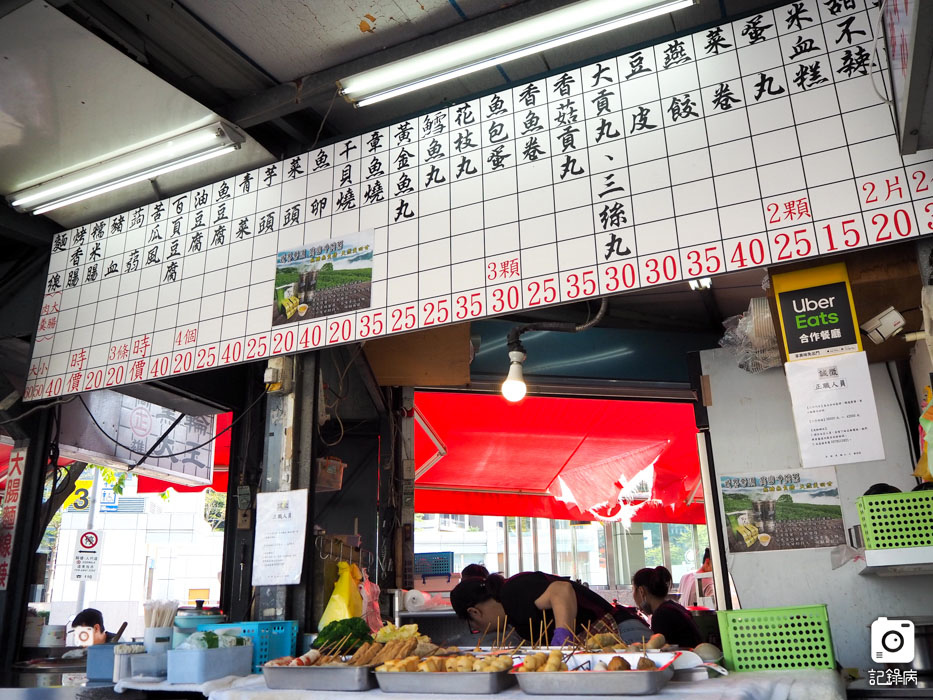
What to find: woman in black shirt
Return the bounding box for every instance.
[632,566,702,648]
[451,571,648,645]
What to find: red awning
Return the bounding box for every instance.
[414,393,704,525]
[0,443,73,489]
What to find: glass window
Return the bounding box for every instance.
[668,523,695,584]
[536,518,552,573]
[506,516,519,576]
[520,517,535,571]
[553,520,574,578]
[643,523,663,567]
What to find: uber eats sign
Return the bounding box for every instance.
[773,263,861,362]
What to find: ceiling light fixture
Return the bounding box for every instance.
[501,349,528,403]
[688,278,712,291]
[338,0,696,107]
[501,298,609,402]
[9,122,245,216]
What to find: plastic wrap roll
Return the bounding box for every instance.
[403,589,431,612]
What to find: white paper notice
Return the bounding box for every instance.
[785,352,884,468]
[252,489,308,586]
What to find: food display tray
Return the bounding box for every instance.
[513,669,673,696]
[375,669,516,694]
[262,664,375,691]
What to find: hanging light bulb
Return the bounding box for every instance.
[501,349,527,402]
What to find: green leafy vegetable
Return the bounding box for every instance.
[312,617,372,651]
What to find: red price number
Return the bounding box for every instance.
[422,297,451,326]
[327,317,355,344]
[389,305,417,333]
[83,369,104,391]
[172,350,194,374]
[525,277,558,307]
[489,283,521,313]
[245,334,269,360]
[816,217,863,253]
[770,226,815,262]
[724,234,769,271]
[454,291,484,320]
[196,345,218,369]
[271,329,296,355]
[681,244,723,277]
[45,376,64,398]
[562,269,598,300]
[297,323,324,350]
[600,262,638,293]
[148,355,171,379]
[220,340,243,365]
[642,254,679,285]
[358,311,385,338]
[868,207,915,243]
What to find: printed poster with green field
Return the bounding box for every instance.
[721,467,845,553]
[272,230,374,326]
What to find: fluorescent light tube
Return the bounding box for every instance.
[340,0,695,107]
[9,122,244,215]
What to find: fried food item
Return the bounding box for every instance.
[265,656,294,666]
[472,656,513,672]
[417,657,445,672]
[371,640,399,666]
[348,643,370,665]
[646,633,666,650]
[543,650,563,672]
[398,638,418,660]
[519,653,547,672]
[413,640,439,658]
[357,642,384,666]
[636,656,657,670]
[378,656,420,672]
[608,656,631,671]
[586,632,618,650]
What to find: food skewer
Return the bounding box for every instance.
[474,623,491,652]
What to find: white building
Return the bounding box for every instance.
[45,475,224,642]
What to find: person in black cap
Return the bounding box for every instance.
[72,608,114,645]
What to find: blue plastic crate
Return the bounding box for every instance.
[413,551,453,576]
[197,620,298,672]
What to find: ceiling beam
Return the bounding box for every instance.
[223,0,579,128]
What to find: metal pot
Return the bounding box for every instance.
[884,617,933,675]
[172,600,225,648]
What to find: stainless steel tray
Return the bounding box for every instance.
[375,669,516,694]
[262,664,375,691]
[513,669,673,696]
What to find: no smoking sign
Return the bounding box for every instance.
[72,530,101,582]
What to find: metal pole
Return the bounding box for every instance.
[75,467,100,613]
[696,431,730,609]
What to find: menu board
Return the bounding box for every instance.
[24,0,933,401]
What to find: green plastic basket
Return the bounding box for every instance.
[717,605,835,671]
[856,491,933,549]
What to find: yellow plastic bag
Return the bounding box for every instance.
[318,561,364,629]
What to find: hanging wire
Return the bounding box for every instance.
[77,389,268,458]
[0,395,76,425]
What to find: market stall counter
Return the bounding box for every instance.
[193,669,846,700]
